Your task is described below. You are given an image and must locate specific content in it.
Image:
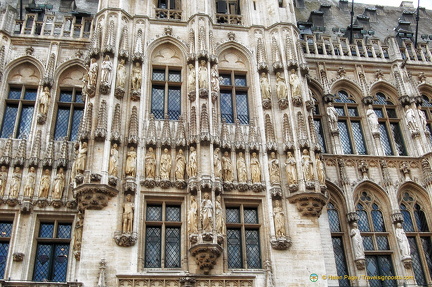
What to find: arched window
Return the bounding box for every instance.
[373,92,407,156]
[312,93,326,152]
[419,94,432,143]
[334,90,367,154]
[399,191,432,285]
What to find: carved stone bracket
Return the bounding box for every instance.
[262,99,271,109]
[355,258,365,270]
[159,180,171,189]
[108,176,117,187]
[278,98,288,110]
[13,252,24,262]
[347,212,359,223]
[402,258,412,269]
[270,237,292,250]
[141,178,157,188]
[180,276,197,287]
[270,186,282,199]
[175,180,187,189]
[131,90,140,101]
[391,212,404,224]
[252,183,265,193]
[20,200,32,214]
[189,244,223,274]
[114,87,125,99]
[74,184,119,211]
[288,192,328,217]
[113,231,138,247]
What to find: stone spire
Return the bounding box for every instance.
[128,106,139,146]
[94,100,107,141]
[111,104,121,143]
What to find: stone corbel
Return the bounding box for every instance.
[113,231,137,247]
[74,184,119,211]
[189,244,223,275]
[13,252,25,262]
[270,237,291,250]
[288,192,328,217]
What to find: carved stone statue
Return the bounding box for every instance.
[187,146,197,178]
[301,149,314,182]
[273,200,285,238]
[160,148,172,180]
[188,195,198,233]
[108,143,118,177]
[73,213,84,251]
[250,152,261,183]
[38,169,51,198]
[236,152,247,182]
[188,63,196,91]
[213,148,222,178]
[125,146,137,177]
[24,167,36,197]
[9,167,22,198]
[222,151,233,182]
[211,65,220,93]
[405,105,418,132]
[131,62,142,91]
[175,149,186,180]
[316,154,325,185]
[198,60,208,90]
[39,86,50,115]
[215,195,224,235]
[395,223,411,259]
[116,59,126,88]
[52,168,65,200]
[0,165,7,196]
[418,106,427,131]
[87,57,98,87]
[145,147,156,178]
[260,72,271,100]
[122,194,134,234]
[75,142,88,174]
[269,152,281,185]
[201,193,213,232]
[350,222,365,260]
[366,105,379,133]
[101,55,112,84]
[289,69,301,97]
[285,151,297,185]
[327,102,338,131]
[275,72,287,100]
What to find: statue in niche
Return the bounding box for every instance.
[215,195,224,235]
[269,152,281,185]
[301,149,314,182]
[366,105,379,133]
[175,149,186,180]
[24,167,36,197]
[211,65,220,93]
[188,63,196,91]
[131,62,142,91]
[250,152,261,184]
[52,168,65,200]
[125,146,137,177]
[418,106,427,131]
[160,148,172,180]
[201,193,213,233]
[260,72,271,100]
[275,72,287,100]
[285,151,297,185]
[39,86,50,115]
[38,169,51,198]
[187,146,197,178]
[350,222,365,260]
[273,200,286,238]
[101,55,113,84]
[405,105,418,132]
[289,69,301,97]
[222,151,233,182]
[327,102,338,131]
[116,59,126,88]
[87,57,98,87]
[145,147,156,179]
[395,223,411,259]
[122,194,134,234]
[316,154,326,185]
[9,167,22,198]
[73,214,84,251]
[0,165,7,196]
[213,148,222,178]
[188,195,198,233]
[75,142,88,174]
[236,152,247,182]
[198,60,208,90]
[108,143,118,177]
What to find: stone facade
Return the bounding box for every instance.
[0,0,432,286]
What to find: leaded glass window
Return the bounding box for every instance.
[312,95,326,152]
[365,256,397,287]
[226,205,261,269]
[1,86,37,139]
[0,221,13,279]
[33,221,72,282]
[220,71,249,124]
[373,92,407,156]
[151,67,182,120]
[54,89,84,141]
[333,90,367,154]
[145,202,181,268]
[419,94,432,143]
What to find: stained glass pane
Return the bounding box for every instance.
[8,88,21,99]
[70,108,83,141]
[147,205,162,221]
[376,236,389,250]
[374,108,384,118]
[421,237,432,280]
[408,237,427,286]
[168,88,181,120]
[151,86,165,120]
[1,105,18,138]
[168,70,181,82]
[59,91,73,102]
[236,93,249,124]
[152,69,165,81]
[0,243,8,279]
[351,121,366,154]
[245,229,261,268]
[57,224,72,239]
[52,244,69,282]
[372,209,385,232]
[235,75,246,86]
[17,106,34,139]
[54,108,70,140]
[39,223,54,238]
[166,206,180,222]
[335,107,345,116]
[24,89,37,100]
[221,92,233,124]
[145,227,161,268]
[314,119,326,152]
[414,205,429,232]
[227,229,242,268]
[379,123,393,156]
[363,236,374,250]
[220,75,231,86]
[386,109,397,118]
[33,244,53,281]
[390,123,406,156]
[165,227,180,268]
[0,222,12,237]
[400,209,414,232]
[357,209,370,232]
[347,107,358,116]
[328,208,341,232]
[244,208,258,224]
[331,237,350,286]
[338,121,353,154]
[226,208,240,223]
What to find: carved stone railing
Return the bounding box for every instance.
[117,275,255,287]
[0,281,82,287]
[155,8,182,20]
[215,14,243,25]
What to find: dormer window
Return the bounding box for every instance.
[216,0,242,25]
[156,0,182,20]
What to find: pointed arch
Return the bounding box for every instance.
[370,81,399,102]
[147,36,188,62]
[4,56,44,81]
[215,42,254,66]
[330,78,363,100]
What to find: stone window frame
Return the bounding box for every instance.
[0,216,14,280]
[53,87,84,141]
[310,91,327,153]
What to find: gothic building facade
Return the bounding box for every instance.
[0,0,432,286]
